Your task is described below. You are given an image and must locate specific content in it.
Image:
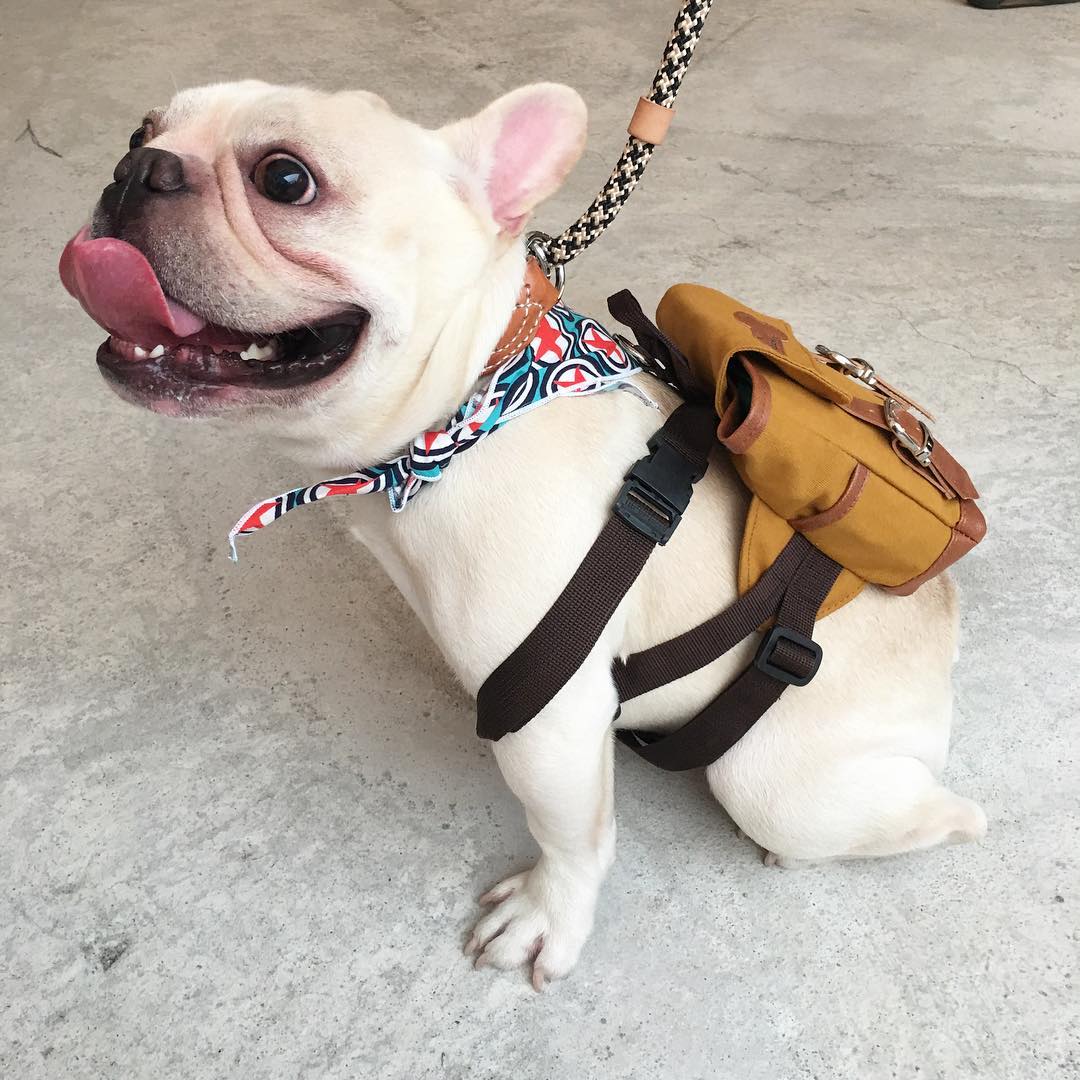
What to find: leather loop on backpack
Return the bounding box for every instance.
[790,464,869,533]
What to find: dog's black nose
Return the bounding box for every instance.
[94,146,188,239]
[112,146,187,193]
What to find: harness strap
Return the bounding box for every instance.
[606,289,699,397]
[616,536,841,771]
[476,403,716,741]
[475,402,842,771]
[613,532,811,701]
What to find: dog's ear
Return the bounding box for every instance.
[440,83,587,237]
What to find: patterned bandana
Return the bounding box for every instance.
[227,303,644,560]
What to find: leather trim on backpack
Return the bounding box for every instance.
[790,464,869,532]
[840,397,980,501]
[717,357,771,453]
[881,499,987,596]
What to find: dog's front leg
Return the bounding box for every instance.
[466,662,617,990]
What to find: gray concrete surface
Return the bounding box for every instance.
[3,1,1079,1077]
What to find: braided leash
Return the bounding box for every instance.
[544,0,714,269]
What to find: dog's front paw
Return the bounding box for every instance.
[464,861,597,990]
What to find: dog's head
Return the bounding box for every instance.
[60,80,586,462]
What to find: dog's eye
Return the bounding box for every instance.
[128,122,152,150]
[252,153,317,205]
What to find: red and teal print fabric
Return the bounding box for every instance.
[228,304,642,560]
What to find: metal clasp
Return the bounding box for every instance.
[815,345,880,391]
[526,231,566,300]
[817,343,936,467]
[884,397,934,467]
[613,332,674,386]
[613,333,648,366]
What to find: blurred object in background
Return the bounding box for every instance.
[968,0,1079,9]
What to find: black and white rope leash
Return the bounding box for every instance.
[538,0,714,272]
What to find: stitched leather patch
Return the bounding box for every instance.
[483,259,559,376]
[734,310,788,355]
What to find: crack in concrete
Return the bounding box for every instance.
[868,299,1067,402]
[705,234,1068,403]
[709,128,1080,162]
[711,13,761,54]
[14,120,62,158]
[715,159,770,187]
[713,159,853,210]
[902,317,1055,398]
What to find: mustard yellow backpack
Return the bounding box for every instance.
[654,283,986,618]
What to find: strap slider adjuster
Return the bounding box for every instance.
[614,437,705,545]
[753,625,823,687]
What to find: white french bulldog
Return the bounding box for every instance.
[60,80,986,990]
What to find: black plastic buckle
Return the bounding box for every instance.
[614,434,706,545]
[753,626,823,687]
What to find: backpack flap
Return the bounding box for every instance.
[656,283,857,407]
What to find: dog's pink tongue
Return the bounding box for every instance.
[59,226,207,343]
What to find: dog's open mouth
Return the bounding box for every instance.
[60,227,367,413]
[98,315,366,392]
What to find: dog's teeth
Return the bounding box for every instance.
[148,344,165,359]
[133,345,148,359]
[240,342,275,362]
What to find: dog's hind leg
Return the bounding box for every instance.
[465,658,618,990]
[839,762,987,859]
[712,754,986,867]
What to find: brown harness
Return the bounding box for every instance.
[476,302,842,770]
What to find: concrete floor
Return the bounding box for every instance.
[3,0,1079,1077]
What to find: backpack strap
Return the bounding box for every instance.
[475,404,842,772]
[606,289,701,397]
[476,402,716,741]
[615,534,841,771]
[613,531,814,699]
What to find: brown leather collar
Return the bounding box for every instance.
[481,258,560,377]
